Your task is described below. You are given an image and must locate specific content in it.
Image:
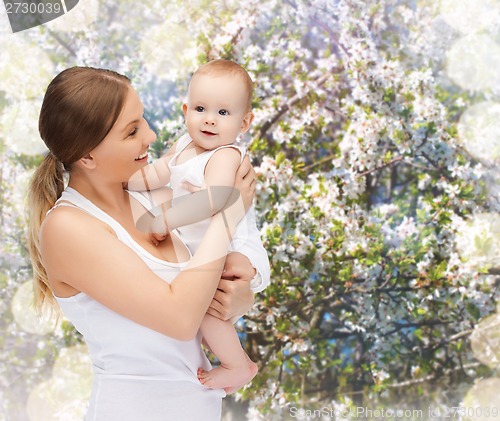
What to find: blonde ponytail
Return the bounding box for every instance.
[27,152,65,313]
[27,66,131,314]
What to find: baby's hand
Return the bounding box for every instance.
[149,232,167,247]
[182,180,205,193]
[150,211,168,234]
[148,206,169,246]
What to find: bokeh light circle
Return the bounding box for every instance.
[463,377,500,418]
[11,281,56,335]
[440,0,500,35]
[26,345,92,421]
[52,344,93,400]
[26,380,58,421]
[43,0,99,32]
[26,379,87,421]
[0,15,11,45]
[1,100,48,156]
[457,102,500,163]
[10,169,35,222]
[446,34,500,92]
[0,38,54,100]
[455,213,500,269]
[140,22,198,80]
[470,313,500,368]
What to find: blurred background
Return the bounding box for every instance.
[1,0,500,419]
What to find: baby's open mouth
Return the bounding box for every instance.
[201,130,217,136]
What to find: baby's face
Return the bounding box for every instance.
[183,73,252,151]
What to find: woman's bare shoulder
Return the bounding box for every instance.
[39,203,125,288]
[40,204,114,245]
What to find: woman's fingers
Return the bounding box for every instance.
[236,155,251,177]
[207,297,224,319]
[236,156,256,184]
[234,155,256,211]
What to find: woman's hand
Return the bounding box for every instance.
[206,252,255,321]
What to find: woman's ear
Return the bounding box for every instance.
[78,153,97,170]
[240,111,254,134]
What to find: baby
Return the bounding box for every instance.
[128,59,270,393]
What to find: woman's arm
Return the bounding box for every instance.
[40,179,254,341]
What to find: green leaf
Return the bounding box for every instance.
[466,303,481,321]
[276,152,286,168]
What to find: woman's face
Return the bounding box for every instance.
[89,87,157,183]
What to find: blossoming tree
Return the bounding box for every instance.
[1,0,499,419]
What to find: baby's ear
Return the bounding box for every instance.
[182,103,188,117]
[240,111,254,133]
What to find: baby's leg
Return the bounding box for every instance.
[198,314,258,393]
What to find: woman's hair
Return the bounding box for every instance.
[27,67,131,312]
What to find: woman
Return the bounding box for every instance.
[27,67,257,420]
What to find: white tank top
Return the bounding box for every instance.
[51,187,224,421]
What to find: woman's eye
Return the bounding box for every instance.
[128,128,138,137]
[219,109,229,116]
[195,106,204,112]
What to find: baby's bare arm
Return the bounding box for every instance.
[127,147,176,191]
[140,148,243,235]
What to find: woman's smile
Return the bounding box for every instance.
[135,150,149,161]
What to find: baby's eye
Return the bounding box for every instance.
[218,109,229,116]
[195,106,205,112]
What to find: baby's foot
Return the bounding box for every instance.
[224,361,259,394]
[197,360,258,393]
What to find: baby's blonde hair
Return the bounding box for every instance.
[191,59,254,110]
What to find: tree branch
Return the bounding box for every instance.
[381,319,452,338]
[386,362,481,389]
[301,153,337,172]
[311,15,350,57]
[258,72,333,138]
[419,151,455,182]
[46,29,77,57]
[356,156,404,179]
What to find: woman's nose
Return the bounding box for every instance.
[146,126,157,145]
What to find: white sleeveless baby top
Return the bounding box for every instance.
[51,187,224,421]
[168,134,246,252]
